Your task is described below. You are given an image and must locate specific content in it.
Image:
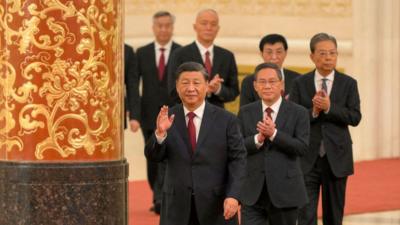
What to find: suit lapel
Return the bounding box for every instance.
[306,71,317,99]
[275,99,288,131]
[190,42,204,64]
[148,43,159,83]
[211,46,222,77]
[329,70,341,102]
[194,103,216,156]
[174,105,192,156]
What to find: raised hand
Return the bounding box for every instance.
[155,105,175,137]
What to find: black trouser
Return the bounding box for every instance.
[298,156,348,225]
[241,183,298,225]
[188,195,201,225]
[142,128,166,206]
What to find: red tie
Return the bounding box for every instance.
[158,48,166,81]
[265,107,273,120]
[187,112,196,152]
[204,51,212,75]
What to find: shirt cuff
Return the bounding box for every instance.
[215,84,222,95]
[254,134,263,148]
[324,106,330,114]
[269,129,277,141]
[155,131,167,144]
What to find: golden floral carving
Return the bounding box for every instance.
[0,0,122,160]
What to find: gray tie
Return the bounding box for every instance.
[319,78,328,157]
[322,78,328,94]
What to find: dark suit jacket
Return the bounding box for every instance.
[240,68,300,107]
[289,70,361,178]
[238,99,309,208]
[135,42,181,130]
[125,44,140,128]
[168,42,239,108]
[145,102,247,225]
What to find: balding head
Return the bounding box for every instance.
[193,9,220,47]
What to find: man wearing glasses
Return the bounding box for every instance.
[290,33,362,225]
[240,34,300,106]
[238,62,309,225]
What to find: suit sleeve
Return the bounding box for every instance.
[239,75,254,107]
[226,114,247,200]
[144,133,168,162]
[215,53,239,102]
[125,46,141,121]
[289,78,318,123]
[237,108,263,155]
[167,50,181,105]
[272,106,310,156]
[324,79,362,126]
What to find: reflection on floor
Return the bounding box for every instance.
[124,129,400,225]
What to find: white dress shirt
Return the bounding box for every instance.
[313,70,334,116]
[314,70,334,96]
[254,97,282,148]
[195,40,214,64]
[154,41,173,66]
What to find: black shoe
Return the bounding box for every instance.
[149,206,155,212]
[154,203,161,215]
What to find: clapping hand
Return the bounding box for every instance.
[257,116,276,139]
[155,106,175,137]
[312,90,330,114]
[207,74,224,94]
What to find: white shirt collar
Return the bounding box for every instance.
[195,40,214,56]
[155,40,172,51]
[262,96,282,114]
[315,70,335,82]
[183,101,206,119]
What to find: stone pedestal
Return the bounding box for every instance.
[0,160,128,225]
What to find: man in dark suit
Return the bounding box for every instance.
[134,11,181,214]
[168,9,239,108]
[238,63,309,225]
[289,33,362,225]
[145,62,246,225]
[124,43,140,130]
[240,34,300,106]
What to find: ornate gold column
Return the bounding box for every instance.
[0,1,127,224]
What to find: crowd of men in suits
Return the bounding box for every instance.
[125,8,361,225]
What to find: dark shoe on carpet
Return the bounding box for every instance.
[154,203,161,215]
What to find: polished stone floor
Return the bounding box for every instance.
[124,129,400,225]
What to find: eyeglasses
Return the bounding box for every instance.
[315,51,338,58]
[256,79,280,86]
[263,49,285,57]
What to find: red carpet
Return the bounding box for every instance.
[129,158,400,225]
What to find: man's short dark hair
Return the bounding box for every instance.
[254,63,282,81]
[153,11,175,23]
[259,34,288,52]
[175,62,209,81]
[310,33,337,53]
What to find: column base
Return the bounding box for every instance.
[0,160,128,225]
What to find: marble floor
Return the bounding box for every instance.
[124,129,400,225]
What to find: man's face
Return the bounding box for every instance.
[153,16,174,45]
[261,42,287,68]
[176,71,208,109]
[253,68,283,105]
[310,40,338,76]
[193,11,219,44]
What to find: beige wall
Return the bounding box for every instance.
[125,0,400,161]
